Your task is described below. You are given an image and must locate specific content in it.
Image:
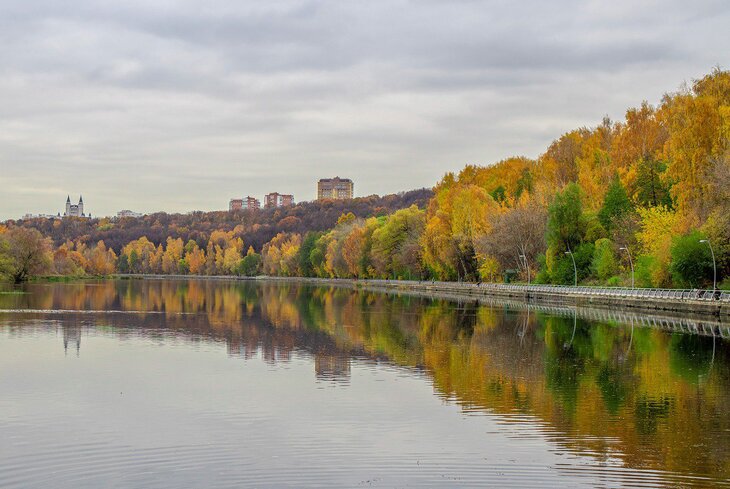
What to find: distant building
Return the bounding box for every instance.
[229,198,243,211]
[317,177,353,200]
[264,192,295,209]
[22,213,59,220]
[245,196,261,210]
[64,196,87,218]
[116,210,143,218]
[230,197,260,211]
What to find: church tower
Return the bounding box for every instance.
[63,195,86,217]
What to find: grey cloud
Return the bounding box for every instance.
[0,0,728,219]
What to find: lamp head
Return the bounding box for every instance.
[700,239,708,243]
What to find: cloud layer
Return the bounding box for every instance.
[1,0,728,219]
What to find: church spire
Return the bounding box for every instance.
[67,195,71,203]
[79,195,83,203]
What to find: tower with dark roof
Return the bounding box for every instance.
[63,196,86,218]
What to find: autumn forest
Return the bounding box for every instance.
[1,68,729,288]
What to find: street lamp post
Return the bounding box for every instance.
[565,248,577,286]
[700,239,717,293]
[619,246,634,289]
[519,253,530,285]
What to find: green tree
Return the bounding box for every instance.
[669,231,714,288]
[545,183,588,283]
[591,238,618,281]
[634,255,658,288]
[117,253,129,273]
[598,177,633,231]
[635,157,673,208]
[128,249,139,273]
[489,185,507,204]
[237,247,263,276]
[370,206,425,279]
[309,234,331,277]
[547,183,585,252]
[298,232,322,277]
[514,168,533,199]
[551,242,594,285]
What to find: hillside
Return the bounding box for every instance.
[11,189,432,253]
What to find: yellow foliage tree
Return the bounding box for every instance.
[87,240,117,276]
[636,206,681,287]
[660,69,730,225]
[184,240,206,275]
[161,237,184,274]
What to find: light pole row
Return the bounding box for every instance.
[519,238,717,291]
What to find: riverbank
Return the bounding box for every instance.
[114,274,730,322]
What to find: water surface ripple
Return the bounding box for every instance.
[1,279,728,488]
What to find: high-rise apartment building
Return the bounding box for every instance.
[317,177,353,200]
[281,194,294,207]
[229,198,243,211]
[245,196,261,210]
[264,192,295,209]
[230,196,261,211]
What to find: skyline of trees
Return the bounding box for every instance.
[1,68,728,288]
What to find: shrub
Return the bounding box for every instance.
[669,231,713,288]
[606,276,622,287]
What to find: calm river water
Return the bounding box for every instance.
[0,279,728,488]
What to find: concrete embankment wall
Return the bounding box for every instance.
[115,274,730,321]
[282,278,730,320]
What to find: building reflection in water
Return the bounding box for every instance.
[62,324,82,356]
[226,336,259,360]
[314,353,351,382]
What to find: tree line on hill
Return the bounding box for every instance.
[1,68,728,289]
[11,189,432,253]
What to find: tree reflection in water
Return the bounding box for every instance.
[2,278,729,482]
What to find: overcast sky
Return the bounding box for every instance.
[0,0,728,220]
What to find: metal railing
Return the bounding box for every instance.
[120,275,730,303]
[477,296,730,338]
[477,283,730,302]
[359,279,730,303]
